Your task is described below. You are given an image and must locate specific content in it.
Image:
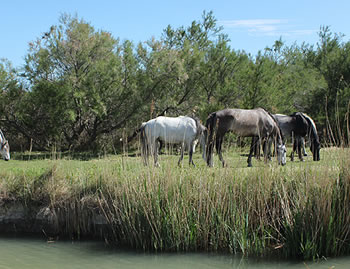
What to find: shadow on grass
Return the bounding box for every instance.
[11,151,104,161]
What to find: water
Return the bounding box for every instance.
[0,236,349,269]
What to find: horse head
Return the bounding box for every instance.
[311,139,321,161]
[0,140,10,161]
[276,142,287,166]
[268,110,287,166]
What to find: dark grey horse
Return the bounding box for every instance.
[274,112,320,161]
[205,108,286,167]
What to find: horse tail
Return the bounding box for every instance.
[205,112,217,166]
[205,112,217,141]
[138,122,148,163]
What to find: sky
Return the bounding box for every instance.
[1,0,350,68]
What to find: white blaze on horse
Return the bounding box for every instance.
[205,108,286,167]
[139,116,207,166]
[0,130,10,161]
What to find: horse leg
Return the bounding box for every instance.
[253,136,258,159]
[266,137,273,161]
[142,139,151,166]
[301,137,308,156]
[140,130,148,166]
[291,140,296,161]
[253,136,260,160]
[216,136,225,167]
[189,143,195,167]
[263,138,269,163]
[297,137,304,161]
[271,137,276,157]
[206,140,214,167]
[178,142,185,167]
[144,143,149,166]
[247,137,256,167]
[270,138,274,160]
[153,139,160,167]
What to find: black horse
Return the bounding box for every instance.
[274,112,320,161]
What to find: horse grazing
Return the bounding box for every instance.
[274,112,320,161]
[139,116,207,166]
[0,130,10,161]
[205,108,286,167]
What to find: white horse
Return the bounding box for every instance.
[0,130,10,161]
[139,116,207,166]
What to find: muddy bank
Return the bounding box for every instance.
[0,198,110,239]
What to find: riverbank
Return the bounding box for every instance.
[0,147,349,260]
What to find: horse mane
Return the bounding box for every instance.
[299,112,319,143]
[0,129,6,143]
[258,108,284,141]
[187,116,203,137]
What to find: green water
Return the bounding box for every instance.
[0,237,349,269]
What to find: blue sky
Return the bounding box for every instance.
[1,0,350,68]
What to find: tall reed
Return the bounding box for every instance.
[0,148,349,260]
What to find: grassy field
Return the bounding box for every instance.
[0,146,349,260]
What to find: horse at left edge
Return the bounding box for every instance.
[0,130,10,161]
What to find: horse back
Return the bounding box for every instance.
[145,116,197,143]
[207,108,270,137]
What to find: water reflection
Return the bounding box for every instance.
[0,236,348,269]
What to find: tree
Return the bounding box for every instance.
[23,14,145,150]
[0,59,31,150]
[306,26,350,145]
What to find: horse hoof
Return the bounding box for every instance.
[247,163,253,167]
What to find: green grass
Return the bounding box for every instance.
[0,146,349,260]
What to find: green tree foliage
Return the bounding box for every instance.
[0,59,29,150]
[306,26,350,145]
[0,13,349,151]
[22,14,148,150]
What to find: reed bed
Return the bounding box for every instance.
[0,147,349,260]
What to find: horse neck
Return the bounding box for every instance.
[0,130,5,145]
[192,117,202,137]
[273,126,283,144]
[263,110,284,143]
[301,113,319,142]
